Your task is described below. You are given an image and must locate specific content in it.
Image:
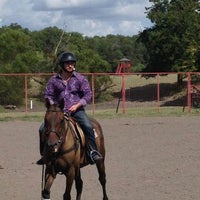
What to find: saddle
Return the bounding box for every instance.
[64,115,98,166]
[65,115,85,146]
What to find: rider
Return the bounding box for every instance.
[36,52,103,164]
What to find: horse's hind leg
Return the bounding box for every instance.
[96,160,108,200]
[75,168,83,200]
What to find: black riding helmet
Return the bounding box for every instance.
[59,52,77,68]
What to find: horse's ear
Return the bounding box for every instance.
[45,99,51,109]
[59,98,65,110]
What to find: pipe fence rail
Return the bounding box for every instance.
[0,72,200,115]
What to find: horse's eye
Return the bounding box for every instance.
[44,126,49,135]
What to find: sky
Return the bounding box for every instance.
[0,0,153,36]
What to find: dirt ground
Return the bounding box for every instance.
[1,116,200,200]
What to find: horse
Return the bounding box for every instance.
[40,99,108,200]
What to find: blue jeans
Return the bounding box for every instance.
[71,109,98,151]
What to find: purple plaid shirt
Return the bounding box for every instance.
[44,71,92,112]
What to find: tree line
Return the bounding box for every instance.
[1,0,200,74]
[0,24,145,74]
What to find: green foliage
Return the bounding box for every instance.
[0,76,24,105]
[0,26,45,73]
[86,35,145,72]
[139,0,200,72]
[0,23,146,105]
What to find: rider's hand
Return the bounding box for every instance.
[69,103,81,113]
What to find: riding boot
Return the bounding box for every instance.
[80,123,103,163]
[87,142,103,164]
[36,144,44,165]
[71,110,103,164]
[36,157,44,165]
[84,130,103,163]
[36,123,45,165]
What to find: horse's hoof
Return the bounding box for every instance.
[42,189,50,199]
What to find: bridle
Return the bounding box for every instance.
[44,108,67,149]
[44,107,79,156]
[45,118,66,144]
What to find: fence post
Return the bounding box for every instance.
[157,73,160,112]
[121,74,126,114]
[24,74,28,115]
[187,72,191,112]
[91,73,95,115]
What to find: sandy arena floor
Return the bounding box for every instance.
[1,116,200,200]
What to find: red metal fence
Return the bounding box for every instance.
[0,72,200,115]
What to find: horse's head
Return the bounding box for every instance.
[44,99,65,154]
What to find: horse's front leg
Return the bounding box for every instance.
[63,166,76,200]
[42,168,56,200]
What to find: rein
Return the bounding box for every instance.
[45,108,65,142]
[45,108,80,158]
[54,118,80,157]
[59,141,79,156]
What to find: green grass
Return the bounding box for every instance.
[1,107,200,122]
[0,112,44,121]
[88,106,200,118]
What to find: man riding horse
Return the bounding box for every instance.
[37,52,103,165]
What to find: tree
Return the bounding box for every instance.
[0,26,44,73]
[139,0,200,73]
[0,26,45,105]
[31,27,66,72]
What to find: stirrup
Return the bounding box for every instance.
[89,150,103,163]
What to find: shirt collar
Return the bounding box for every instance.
[56,71,77,79]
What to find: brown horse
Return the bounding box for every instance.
[41,99,108,200]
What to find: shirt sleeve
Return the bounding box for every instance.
[78,76,92,106]
[44,76,56,105]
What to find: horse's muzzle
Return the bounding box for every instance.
[48,141,59,153]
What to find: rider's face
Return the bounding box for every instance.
[63,62,75,72]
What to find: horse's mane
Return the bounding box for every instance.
[45,98,65,111]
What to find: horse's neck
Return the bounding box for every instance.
[51,105,61,112]
[62,120,75,149]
